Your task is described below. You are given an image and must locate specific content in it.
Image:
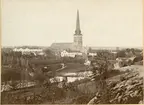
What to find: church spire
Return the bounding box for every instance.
[75,10,81,35]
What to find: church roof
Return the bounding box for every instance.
[50,43,73,50]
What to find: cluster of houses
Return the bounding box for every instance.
[60,50,97,58]
[13,48,45,56]
[12,46,122,59]
[61,50,82,58]
[12,48,115,58]
[13,48,43,52]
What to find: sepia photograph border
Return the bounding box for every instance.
[0,0,144,105]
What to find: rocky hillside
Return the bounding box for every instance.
[88,65,143,104]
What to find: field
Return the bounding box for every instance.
[56,63,86,74]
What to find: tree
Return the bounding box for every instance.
[9,80,19,90]
[88,47,92,53]
[130,48,135,55]
[43,49,55,59]
[117,50,126,58]
[89,51,110,104]
[126,48,130,52]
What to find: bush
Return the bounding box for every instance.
[1,68,21,82]
[117,50,126,57]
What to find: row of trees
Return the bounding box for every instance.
[88,47,142,58]
[117,48,142,58]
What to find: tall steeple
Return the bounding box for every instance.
[75,10,81,35]
[73,10,83,51]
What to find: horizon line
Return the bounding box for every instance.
[2,45,143,48]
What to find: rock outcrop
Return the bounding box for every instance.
[88,66,143,104]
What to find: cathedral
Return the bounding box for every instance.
[50,10,83,52]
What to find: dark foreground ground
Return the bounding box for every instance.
[1,63,143,104]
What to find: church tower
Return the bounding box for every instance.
[73,10,83,51]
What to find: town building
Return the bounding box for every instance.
[13,48,44,55]
[61,50,82,58]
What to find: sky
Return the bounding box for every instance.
[2,0,143,47]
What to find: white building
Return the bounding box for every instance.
[88,53,97,56]
[13,48,43,55]
[61,50,82,58]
